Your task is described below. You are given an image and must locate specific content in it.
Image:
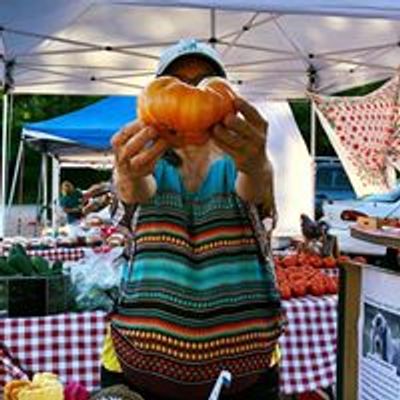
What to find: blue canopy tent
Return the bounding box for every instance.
[22,96,137,160]
[14,96,137,227]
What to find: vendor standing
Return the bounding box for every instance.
[59,180,84,224]
[104,39,285,400]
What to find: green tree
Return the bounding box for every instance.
[0,94,105,203]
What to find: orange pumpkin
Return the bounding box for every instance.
[138,76,236,146]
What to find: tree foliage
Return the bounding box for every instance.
[0,95,107,203]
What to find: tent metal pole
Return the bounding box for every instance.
[7,139,24,209]
[7,94,13,158]
[41,152,48,226]
[219,13,270,41]
[310,100,317,219]
[51,156,60,232]
[311,100,317,159]
[318,55,395,72]
[0,93,9,238]
[210,8,216,48]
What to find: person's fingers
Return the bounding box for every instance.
[211,127,245,158]
[224,114,252,137]
[234,97,268,133]
[141,138,169,164]
[223,114,263,143]
[129,138,168,171]
[211,137,238,158]
[118,126,159,163]
[212,123,245,150]
[111,120,144,149]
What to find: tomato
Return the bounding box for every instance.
[138,76,236,146]
[337,255,351,265]
[301,265,317,278]
[288,271,305,282]
[282,254,298,268]
[297,252,309,265]
[325,276,338,294]
[309,255,323,268]
[276,269,288,283]
[290,280,308,297]
[308,279,326,296]
[322,256,337,269]
[279,284,292,300]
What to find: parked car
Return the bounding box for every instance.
[322,185,400,255]
[315,157,356,218]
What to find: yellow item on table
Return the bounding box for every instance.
[17,384,64,400]
[31,372,60,386]
[269,344,281,367]
[4,380,31,400]
[19,373,64,400]
[4,373,64,400]
[101,325,122,373]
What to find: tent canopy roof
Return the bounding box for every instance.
[22,96,136,156]
[2,1,400,99]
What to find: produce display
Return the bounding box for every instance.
[0,244,63,277]
[138,76,236,146]
[273,252,341,300]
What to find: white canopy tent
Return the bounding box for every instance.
[2,0,400,236]
[2,1,400,97]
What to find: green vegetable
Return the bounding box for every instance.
[31,256,51,276]
[8,243,28,258]
[7,254,34,276]
[51,260,63,275]
[0,256,18,276]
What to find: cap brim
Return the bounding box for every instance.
[156,53,226,78]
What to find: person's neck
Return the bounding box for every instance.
[176,141,220,192]
[177,142,213,169]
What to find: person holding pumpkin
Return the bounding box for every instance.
[102,39,285,400]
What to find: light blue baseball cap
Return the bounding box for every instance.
[156,39,226,78]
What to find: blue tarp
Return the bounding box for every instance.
[24,96,137,151]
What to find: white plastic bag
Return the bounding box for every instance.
[65,247,125,311]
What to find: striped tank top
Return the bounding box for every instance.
[111,156,285,399]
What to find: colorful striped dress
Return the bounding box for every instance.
[111,156,285,399]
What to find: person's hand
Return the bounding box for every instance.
[111,120,169,180]
[211,97,268,175]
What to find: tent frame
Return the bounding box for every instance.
[2,2,400,236]
[1,93,9,238]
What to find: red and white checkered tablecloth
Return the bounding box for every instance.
[0,247,85,262]
[280,295,338,395]
[0,312,106,392]
[0,296,338,395]
[0,344,30,385]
